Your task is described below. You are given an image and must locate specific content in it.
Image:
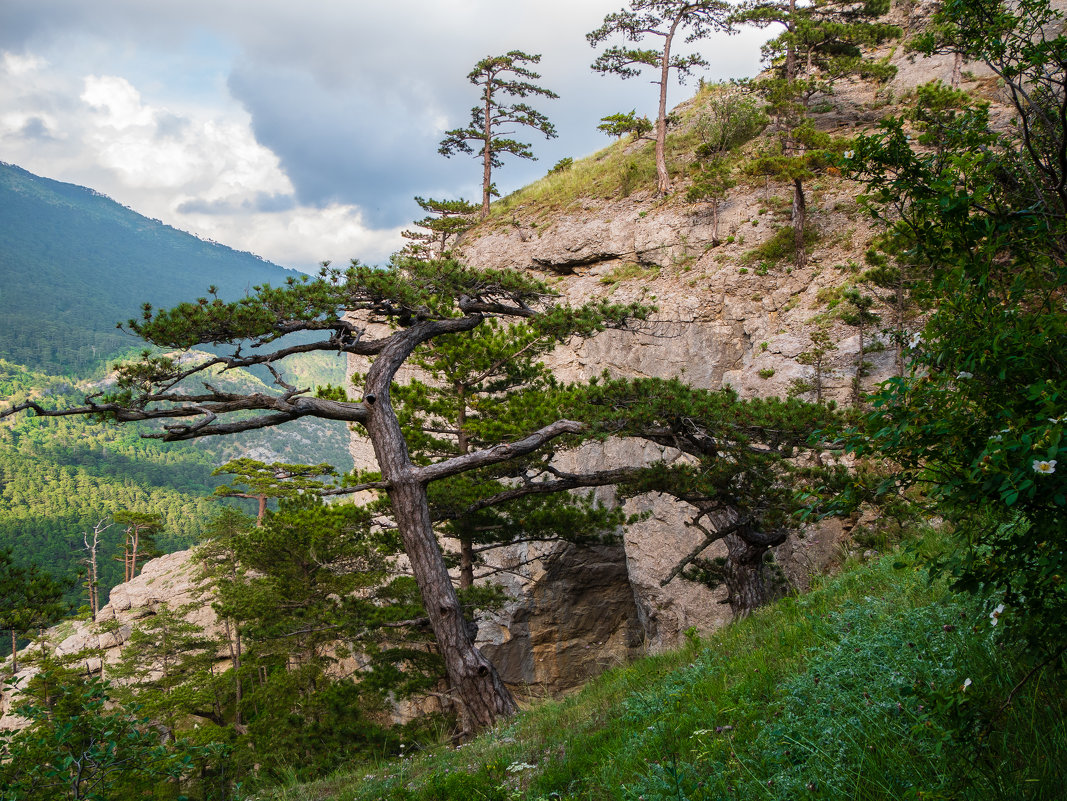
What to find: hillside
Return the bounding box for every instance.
[0,161,298,376]
[0,164,355,621]
[266,547,1067,801]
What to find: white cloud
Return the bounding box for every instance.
[194,203,405,270]
[2,50,46,76]
[0,2,770,270]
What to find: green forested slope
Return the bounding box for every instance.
[0,354,355,615]
[0,361,220,608]
[0,164,357,618]
[0,161,300,375]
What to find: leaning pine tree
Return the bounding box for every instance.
[0,257,646,736]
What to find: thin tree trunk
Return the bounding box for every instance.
[10,630,16,674]
[853,326,865,407]
[223,618,243,729]
[130,528,139,581]
[792,177,807,270]
[655,16,684,195]
[481,79,494,217]
[456,386,475,590]
[896,281,906,378]
[786,0,797,83]
[459,538,475,590]
[951,51,963,88]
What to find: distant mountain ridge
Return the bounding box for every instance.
[0,161,301,375]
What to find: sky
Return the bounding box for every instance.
[0,1,770,272]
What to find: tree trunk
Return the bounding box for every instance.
[363,333,517,736]
[388,479,516,735]
[792,177,807,270]
[786,0,797,83]
[456,387,475,590]
[723,531,787,617]
[222,618,243,729]
[852,326,865,407]
[951,51,963,89]
[459,537,475,590]
[130,528,139,581]
[481,80,494,217]
[654,15,684,196]
[10,629,16,674]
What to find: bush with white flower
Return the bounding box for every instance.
[841,14,1067,658]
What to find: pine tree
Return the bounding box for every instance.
[203,496,406,777]
[1,257,648,736]
[438,52,558,218]
[588,0,735,195]
[0,550,69,673]
[111,601,218,741]
[597,110,654,140]
[211,458,337,524]
[740,0,899,268]
[391,318,630,589]
[570,377,847,614]
[400,196,479,258]
[837,287,881,406]
[112,510,163,583]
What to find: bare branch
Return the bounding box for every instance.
[416,419,586,484]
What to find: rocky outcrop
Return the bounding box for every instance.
[1,550,218,730]
[478,542,644,693]
[447,23,987,656]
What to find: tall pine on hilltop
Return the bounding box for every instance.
[439,52,558,218]
[588,1,735,196]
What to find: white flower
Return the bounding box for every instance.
[1033,459,1058,475]
[962,678,972,691]
[907,332,922,349]
[956,371,973,380]
[507,762,536,774]
[990,603,1005,626]
[843,149,855,159]
[989,434,1003,442]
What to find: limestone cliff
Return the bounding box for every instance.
[4,4,993,713]
[446,7,994,659]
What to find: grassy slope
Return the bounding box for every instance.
[482,84,721,225]
[264,542,1066,801]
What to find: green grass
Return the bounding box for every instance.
[599,263,661,285]
[740,224,821,266]
[482,85,736,222]
[258,542,1067,801]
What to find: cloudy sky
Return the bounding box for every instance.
[0,1,770,272]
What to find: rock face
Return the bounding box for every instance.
[444,25,988,663]
[452,186,883,654]
[478,543,645,693]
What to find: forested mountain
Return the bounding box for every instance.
[0,161,300,376]
[0,164,355,621]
